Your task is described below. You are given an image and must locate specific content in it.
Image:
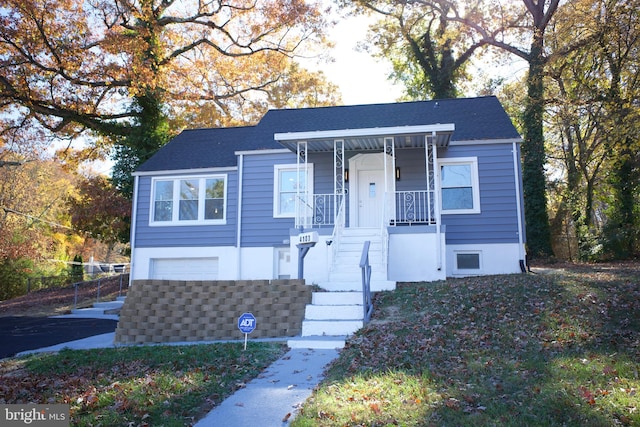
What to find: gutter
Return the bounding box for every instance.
[236,153,244,279]
[512,141,527,272]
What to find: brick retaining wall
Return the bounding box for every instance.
[114,279,312,345]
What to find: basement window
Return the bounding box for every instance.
[456,252,481,271]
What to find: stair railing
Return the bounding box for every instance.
[360,240,373,324]
[329,196,346,273]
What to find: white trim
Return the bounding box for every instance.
[273,163,314,219]
[129,175,140,287]
[431,134,443,270]
[513,142,526,263]
[438,157,481,215]
[235,148,290,156]
[449,138,522,146]
[133,166,236,177]
[275,124,455,141]
[149,174,228,226]
[453,250,483,274]
[236,153,244,279]
[348,153,394,227]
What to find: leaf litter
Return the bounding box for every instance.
[294,262,640,426]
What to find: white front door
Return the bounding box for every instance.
[357,169,385,227]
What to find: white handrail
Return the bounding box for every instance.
[329,196,346,272]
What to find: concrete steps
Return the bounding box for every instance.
[288,229,396,350]
[288,291,362,349]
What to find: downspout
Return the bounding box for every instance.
[512,142,527,272]
[128,175,139,287]
[431,133,443,271]
[236,154,244,279]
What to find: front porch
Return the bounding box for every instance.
[276,124,454,285]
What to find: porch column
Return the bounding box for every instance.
[296,141,308,229]
[384,137,396,224]
[334,139,345,225]
[429,131,443,270]
[425,135,434,223]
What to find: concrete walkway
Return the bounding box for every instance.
[17,332,341,426]
[195,348,339,426]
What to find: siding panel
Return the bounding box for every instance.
[134,172,238,248]
[240,152,297,247]
[440,144,522,245]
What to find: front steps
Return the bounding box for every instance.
[324,228,395,292]
[288,291,362,349]
[288,228,396,349]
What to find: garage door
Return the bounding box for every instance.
[150,258,219,280]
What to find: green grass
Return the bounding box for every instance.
[1,342,287,426]
[293,264,640,426]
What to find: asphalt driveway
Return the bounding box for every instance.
[0,317,117,359]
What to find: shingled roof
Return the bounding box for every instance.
[135,96,520,173]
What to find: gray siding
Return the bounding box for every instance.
[440,144,521,245]
[134,142,523,249]
[393,144,522,245]
[134,172,238,248]
[240,152,296,247]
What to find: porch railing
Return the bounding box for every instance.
[393,190,436,225]
[297,190,436,228]
[329,196,346,273]
[296,193,335,228]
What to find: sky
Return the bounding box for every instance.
[313,12,529,106]
[304,14,405,106]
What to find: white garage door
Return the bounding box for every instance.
[150,257,219,280]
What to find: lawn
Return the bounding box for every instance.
[293,263,640,426]
[0,343,287,426]
[2,263,639,426]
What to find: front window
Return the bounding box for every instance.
[153,180,174,222]
[440,158,480,214]
[273,164,314,218]
[151,175,227,225]
[205,178,225,220]
[179,179,199,220]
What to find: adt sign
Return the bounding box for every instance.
[238,312,256,334]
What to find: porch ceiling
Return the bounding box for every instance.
[274,124,454,153]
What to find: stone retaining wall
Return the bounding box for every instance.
[114,279,312,345]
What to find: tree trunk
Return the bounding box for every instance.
[522,30,553,258]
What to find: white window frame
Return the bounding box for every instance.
[454,251,483,274]
[439,157,481,214]
[150,175,227,226]
[273,163,314,218]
